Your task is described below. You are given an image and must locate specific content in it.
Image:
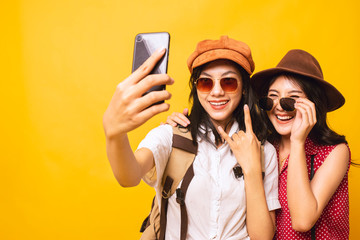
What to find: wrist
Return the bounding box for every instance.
[242,165,262,179]
[290,137,306,147]
[105,128,128,142]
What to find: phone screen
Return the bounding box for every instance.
[132,32,170,105]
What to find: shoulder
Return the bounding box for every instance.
[314,141,350,163]
[315,143,350,178]
[263,141,278,168]
[263,141,277,157]
[138,124,173,151]
[144,124,173,140]
[327,143,350,164]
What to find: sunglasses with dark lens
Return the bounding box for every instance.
[259,97,296,112]
[195,77,239,93]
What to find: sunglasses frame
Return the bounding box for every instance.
[195,77,240,93]
[259,97,296,112]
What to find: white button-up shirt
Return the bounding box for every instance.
[139,123,280,240]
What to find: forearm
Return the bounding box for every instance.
[244,171,275,240]
[105,133,144,187]
[287,141,317,231]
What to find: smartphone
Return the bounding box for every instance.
[132,32,170,105]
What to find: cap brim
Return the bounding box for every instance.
[190,49,253,75]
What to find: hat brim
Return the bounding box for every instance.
[251,67,345,112]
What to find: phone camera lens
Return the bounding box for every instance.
[136,35,143,42]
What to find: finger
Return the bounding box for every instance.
[217,126,234,146]
[116,48,167,89]
[178,111,190,125]
[165,118,177,127]
[308,100,317,124]
[167,114,188,127]
[129,48,167,84]
[231,131,246,142]
[134,74,174,98]
[295,104,310,127]
[166,113,178,126]
[182,108,189,117]
[296,98,316,124]
[296,101,315,126]
[243,104,254,134]
[231,132,239,141]
[136,102,171,123]
[135,90,172,110]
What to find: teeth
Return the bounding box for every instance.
[277,115,293,120]
[210,101,228,106]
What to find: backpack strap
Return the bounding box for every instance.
[162,127,197,195]
[159,126,197,240]
[159,176,173,240]
[261,145,265,179]
[176,162,194,240]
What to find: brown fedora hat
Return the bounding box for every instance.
[187,36,255,75]
[251,49,345,112]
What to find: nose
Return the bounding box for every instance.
[210,79,225,96]
[273,98,284,111]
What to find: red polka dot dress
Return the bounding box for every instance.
[274,138,350,240]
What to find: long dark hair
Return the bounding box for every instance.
[187,60,268,146]
[258,73,347,146]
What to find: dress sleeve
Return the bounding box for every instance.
[263,141,281,211]
[137,124,173,189]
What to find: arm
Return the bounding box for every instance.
[287,98,349,231]
[218,105,275,239]
[287,142,349,231]
[103,48,174,187]
[243,168,276,240]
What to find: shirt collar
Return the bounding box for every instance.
[197,121,240,144]
[276,137,319,174]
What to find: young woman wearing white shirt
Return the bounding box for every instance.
[103,36,280,239]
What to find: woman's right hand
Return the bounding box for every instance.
[217,105,262,176]
[103,48,174,139]
[166,108,190,127]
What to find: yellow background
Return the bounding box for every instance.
[2,0,360,239]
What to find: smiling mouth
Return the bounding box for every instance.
[276,115,294,121]
[209,100,229,106]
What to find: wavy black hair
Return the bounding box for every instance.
[187,60,268,147]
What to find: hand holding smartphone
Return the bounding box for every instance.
[132,32,170,105]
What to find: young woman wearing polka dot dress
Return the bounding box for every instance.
[251,49,351,239]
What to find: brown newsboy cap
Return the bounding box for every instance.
[187,36,255,75]
[251,49,345,112]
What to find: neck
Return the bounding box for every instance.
[279,135,291,157]
[211,118,233,134]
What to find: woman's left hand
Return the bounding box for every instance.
[290,98,317,143]
[164,108,190,127]
[217,105,261,175]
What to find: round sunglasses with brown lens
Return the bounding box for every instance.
[195,77,239,93]
[259,97,296,112]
